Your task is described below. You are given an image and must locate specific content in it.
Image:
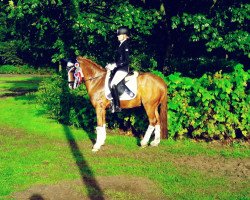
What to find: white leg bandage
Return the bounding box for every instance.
[140,125,155,147]
[150,125,160,146]
[92,125,106,152]
[102,124,106,144]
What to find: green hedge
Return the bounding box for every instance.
[164,64,249,140]
[36,73,97,131]
[36,64,249,140]
[0,65,55,74]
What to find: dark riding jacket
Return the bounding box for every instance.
[114,39,130,72]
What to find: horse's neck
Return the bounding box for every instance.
[81,59,105,78]
[80,58,106,92]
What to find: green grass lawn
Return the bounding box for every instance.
[0,75,249,199]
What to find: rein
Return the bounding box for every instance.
[83,73,105,82]
[68,74,104,84]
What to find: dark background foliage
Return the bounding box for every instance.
[0,0,249,74]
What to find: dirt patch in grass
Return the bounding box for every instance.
[135,144,250,182]
[12,176,165,200]
[11,153,250,200]
[171,155,250,180]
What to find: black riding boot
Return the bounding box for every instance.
[110,85,122,113]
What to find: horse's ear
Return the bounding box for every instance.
[77,56,84,61]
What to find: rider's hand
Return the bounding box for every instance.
[105,63,117,71]
[105,63,111,70]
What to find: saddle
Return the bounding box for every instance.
[105,71,139,100]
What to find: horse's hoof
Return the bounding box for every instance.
[150,141,160,147]
[140,140,148,147]
[92,148,100,152]
[140,143,148,148]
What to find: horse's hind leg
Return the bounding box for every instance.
[140,104,158,147]
[150,106,161,146]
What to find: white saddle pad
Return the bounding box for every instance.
[105,71,138,100]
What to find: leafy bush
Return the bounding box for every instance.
[0,65,55,74]
[130,52,158,72]
[37,65,249,140]
[166,64,249,140]
[36,73,97,131]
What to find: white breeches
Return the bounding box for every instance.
[110,70,128,87]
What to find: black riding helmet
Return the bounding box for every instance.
[117,26,129,36]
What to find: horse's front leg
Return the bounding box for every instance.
[92,106,107,152]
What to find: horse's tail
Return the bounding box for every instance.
[160,85,168,139]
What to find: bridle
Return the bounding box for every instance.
[67,63,105,88]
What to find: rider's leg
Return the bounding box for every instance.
[110,70,128,87]
[110,86,119,113]
[110,85,121,112]
[110,70,128,113]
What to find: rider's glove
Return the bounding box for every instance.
[105,63,117,71]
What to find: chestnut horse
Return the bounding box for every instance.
[67,56,167,152]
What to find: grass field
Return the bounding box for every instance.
[0,75,249,199]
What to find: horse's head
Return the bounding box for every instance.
[66,60,84,89]
[64,56,106,89]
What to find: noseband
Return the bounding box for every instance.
[67,62,105,89]
[67,65,76,85]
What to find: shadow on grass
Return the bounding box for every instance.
[60,68,104,199]
[0,77,44,98]
[6,74,104,199]
[63,125,104,200]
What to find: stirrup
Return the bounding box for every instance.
[114,106,122,113]
[109,103,121,113]
[110,106,121,113]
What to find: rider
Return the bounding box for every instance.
[106,26,130,113]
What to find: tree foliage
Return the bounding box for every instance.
[0,0,249,72]
[1,0,161,66]
[171,3,250,57]
[135,0,249,73]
